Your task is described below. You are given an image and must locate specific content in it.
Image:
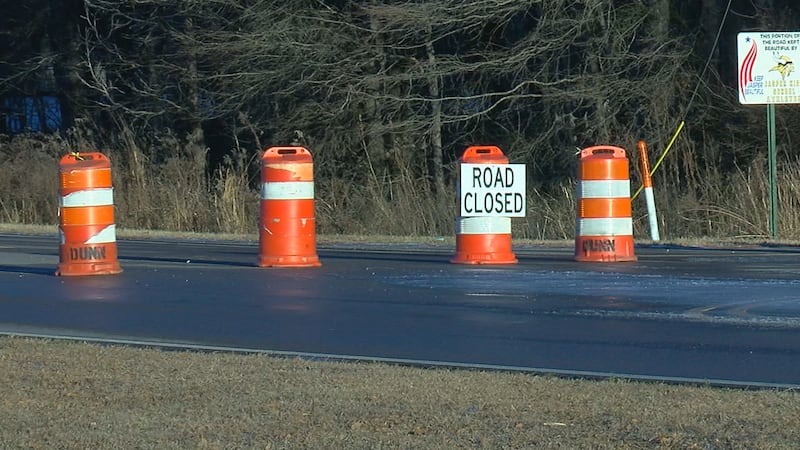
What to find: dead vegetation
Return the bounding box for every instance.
[1,337,798,449]
[4,131,800,241]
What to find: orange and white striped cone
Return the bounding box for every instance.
[451,146,518,265]
[258,146,321,268]
[574,145,637,262]
[56,152,123,276]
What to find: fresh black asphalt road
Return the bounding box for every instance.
[1,233,800,388]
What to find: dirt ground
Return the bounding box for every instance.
[0,337,798,449]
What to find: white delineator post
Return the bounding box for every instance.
[637,140,660,242]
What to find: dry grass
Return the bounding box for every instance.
[0,134,61,224]
[0,337,798,449]
[5,133,800,240]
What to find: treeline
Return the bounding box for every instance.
[2,0,800,238]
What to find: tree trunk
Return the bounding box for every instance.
[425,28,445,197]
[364,11,387,184]
[184,18,207,157]
[700,0,721,71]
[647,0,670,42]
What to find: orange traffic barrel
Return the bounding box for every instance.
[574,145,636,262]
[258,146,321,268]
[56,152,123,276]
[451,145,518,265]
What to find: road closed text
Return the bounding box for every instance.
[463,191,524,215]
[459,163,526,217]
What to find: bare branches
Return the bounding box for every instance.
[58,0,699,187]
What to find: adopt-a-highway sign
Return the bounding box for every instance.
[459,163,526,217]
[738,31,800,104]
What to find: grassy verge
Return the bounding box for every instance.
[1,337,798,449]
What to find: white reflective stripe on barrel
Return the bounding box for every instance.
[60,188,114,207]
[576,217,633,236]
[576,180,630,199]
[260,182,315,200]
[84,224,117,244]
[455,217,512,234]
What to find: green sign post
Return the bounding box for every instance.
[767,104,778,238]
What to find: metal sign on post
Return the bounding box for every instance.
[738,31,800,239]
[459,163,526,217]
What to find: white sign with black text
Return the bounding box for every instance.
[459,163,526,217]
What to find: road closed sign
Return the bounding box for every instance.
[459,163,526,217]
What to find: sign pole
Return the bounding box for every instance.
[767,104,778,239]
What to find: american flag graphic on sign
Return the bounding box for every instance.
[739,37,758,101]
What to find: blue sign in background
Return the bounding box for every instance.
[2,96,62,133]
